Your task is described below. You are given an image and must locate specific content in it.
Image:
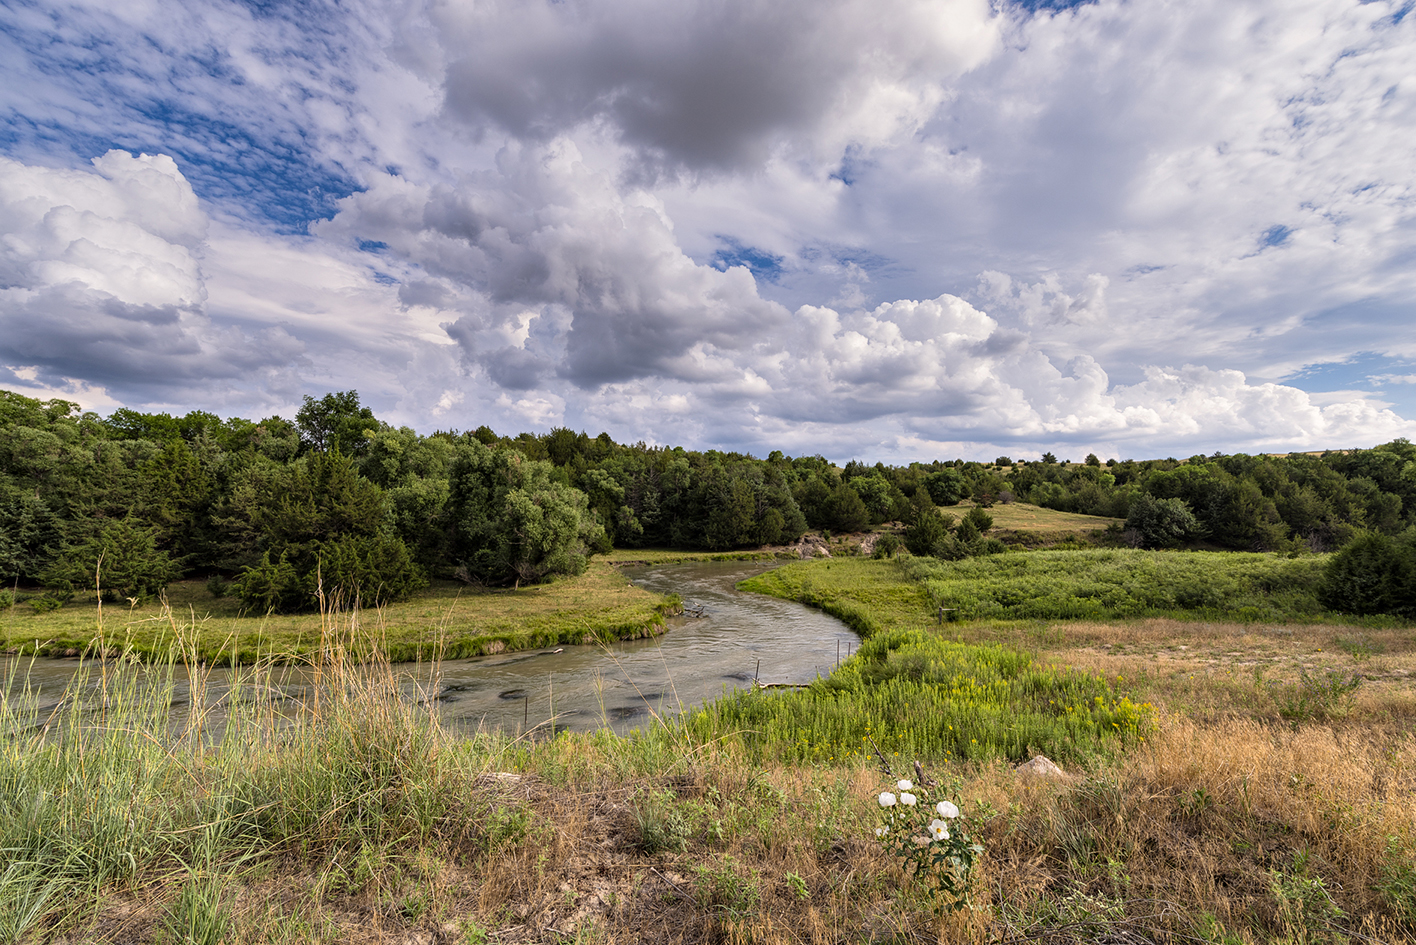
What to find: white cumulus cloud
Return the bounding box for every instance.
[0,151,304,402]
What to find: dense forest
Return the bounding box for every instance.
[3,387,1415,614]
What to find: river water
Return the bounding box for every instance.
[1,561,857,736]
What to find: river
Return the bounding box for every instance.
[1,560,858,736]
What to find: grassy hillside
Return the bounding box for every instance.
[956,498,1122,547]
[964,499,1123,533]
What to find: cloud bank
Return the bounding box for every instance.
[1,0,1414,459]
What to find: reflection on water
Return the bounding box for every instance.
[1,560,858,736]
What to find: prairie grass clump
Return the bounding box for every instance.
[1268,667,1363,722]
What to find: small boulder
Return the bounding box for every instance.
[1016,755,1067,779]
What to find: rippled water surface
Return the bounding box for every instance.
[2,561,858,735]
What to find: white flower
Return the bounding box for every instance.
[896,779,912,791]
[936,800,960,819]
[899,792,917,807]
[875,826,888,838]
[879,792,897,808]
[928,819,950,841]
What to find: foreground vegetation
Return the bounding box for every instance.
[2,549,1413,944]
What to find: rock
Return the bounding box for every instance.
[789,537,831,559]
[1016,755,1067,779]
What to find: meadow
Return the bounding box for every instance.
[1,549,1414,944]
[956,498,1123,547]
[898,549,1330,622]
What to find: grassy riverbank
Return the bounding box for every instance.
[3,552,1415,943]
[0,560,676,664]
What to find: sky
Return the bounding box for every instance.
[1,0,1415,463]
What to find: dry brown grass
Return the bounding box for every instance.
[57,713,1416,944]
[946,617,1416,730]
[954,501,1123,535]
[981,717,1416,944]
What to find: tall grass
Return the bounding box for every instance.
[0,605,497,940]
[2,561,677,665]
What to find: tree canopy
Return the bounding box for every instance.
[5,385,1416,615]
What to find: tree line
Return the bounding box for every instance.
[2,387,1414,614]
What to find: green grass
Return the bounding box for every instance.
[703,552,1380,768]
[900,548,1327,622]
[679,557,1156,766]
[0,560,675,664]
[961,500,1123,534]
[683,628,1153,766]
[739,557,936,637]
[0,636,496,942]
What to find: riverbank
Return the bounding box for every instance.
[0,560,678,664]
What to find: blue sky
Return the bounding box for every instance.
[2,0,1415,461]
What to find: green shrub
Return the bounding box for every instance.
[905,508,952,557]
[1125,494,1203,548]
[962,506,993,534]
[308,533,428,605]
[230,550,304,613]
[230,534,427,613]
[1318,530,1416,617]
[633,790,691,854]
[30,593,68,614]
[38,518,178,602]
[1376,835,1416,925]
[1268,668,1362,722]
[872,533,903,559]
